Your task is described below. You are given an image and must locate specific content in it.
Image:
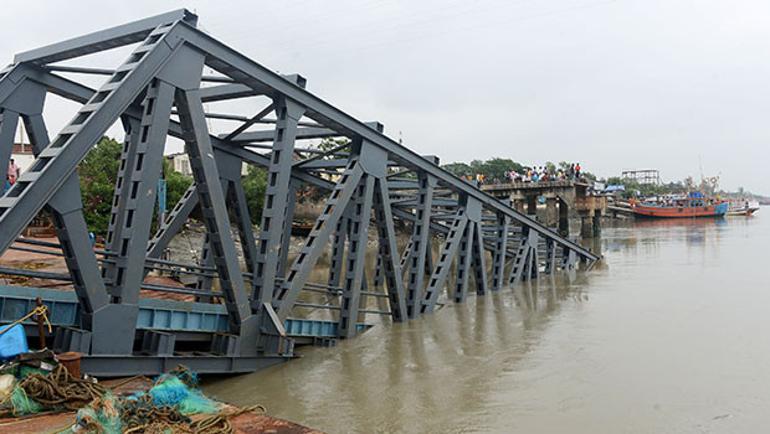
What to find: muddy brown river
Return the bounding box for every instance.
[204,212,768,433]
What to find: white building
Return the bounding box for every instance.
[167,152,193,176]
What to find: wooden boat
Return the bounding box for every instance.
[630,194,727,218]
[727,200,760,216]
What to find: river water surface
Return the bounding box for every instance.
[204,212,769,433]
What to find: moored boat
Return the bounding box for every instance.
[727,200,760,216]
[630,193,727,218]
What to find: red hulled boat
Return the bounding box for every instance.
[630,193,728,219]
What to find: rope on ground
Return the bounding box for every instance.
[17,363,105,411]
[120,402,266,434]
[189,404,267,434]
[120,392,192,433]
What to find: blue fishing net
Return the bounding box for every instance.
[149,375,220,415]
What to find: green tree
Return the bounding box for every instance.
[479,158,523,181]
[442,162,473,178]
[79,137,122,236]
[242,165,267,225]
[445,158,523,181]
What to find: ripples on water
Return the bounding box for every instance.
[204,212,769,433]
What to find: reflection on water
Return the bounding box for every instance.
[205,212,770,433]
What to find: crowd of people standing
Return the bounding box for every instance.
[468,162,583,185]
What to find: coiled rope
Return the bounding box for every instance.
[17,364,105,410]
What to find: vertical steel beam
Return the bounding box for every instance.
[527,231,540,279]
[104,116,140,282]
[327,207,349,288]
[277,181,297,277]
[275,160,364,322]
[194,233,215,299]
[252,97,306,309]
[105,80,175,304]
[372,177,408,322]
[508,229,530,286]
[398,237,414,276]
[405,173,436,318]
[470,221,489,295]
[563,248,577,270]
[509,228,540,285]
[421,209,469,313]
[339,175,374,338]
[544,239,557,274]
[490,212,510,291]
[195,150,242,298]
[373,247,385,290]
[453,219,474,303]
[175,87,254,335]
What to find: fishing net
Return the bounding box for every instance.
[7,386,43,415]
[149,375,220,415]
[17,364,47,379]
[73,392,122,433]
[168,365,199,387]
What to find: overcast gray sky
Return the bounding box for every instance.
[1,0,768,194]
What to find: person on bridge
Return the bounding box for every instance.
[7,159,19,186]
[575,162,582,179]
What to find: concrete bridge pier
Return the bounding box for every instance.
[558,198,570,236]
[580,214,594,238]
[544,193,558,228]
[593,208,602,236]
[526,195,538,216]
[579,208,603,238]
[511,192,526,214]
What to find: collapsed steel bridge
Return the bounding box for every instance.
[0,10,600,376]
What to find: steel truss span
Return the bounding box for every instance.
[0,10,599,375]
